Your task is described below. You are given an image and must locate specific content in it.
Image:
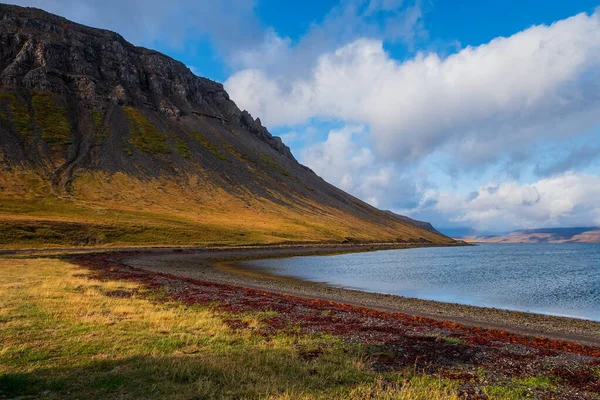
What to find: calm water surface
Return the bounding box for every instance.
[239,244,600,321]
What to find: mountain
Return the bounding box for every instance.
[463,227,600,243]
[436,226,508,240]
[0,4,453,248]
[383,210,443,236]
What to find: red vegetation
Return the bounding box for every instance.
[72,252,600,399]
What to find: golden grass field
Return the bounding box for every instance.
[0,256,463,399]
[0,169,452,249]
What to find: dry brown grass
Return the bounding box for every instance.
[0,256,461,399]
[0,169,452,249]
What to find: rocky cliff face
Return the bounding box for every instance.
[0,4,293,158]
[0,4,452,247]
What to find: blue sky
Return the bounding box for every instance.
[13,0,600,233]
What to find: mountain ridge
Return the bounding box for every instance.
[463,227,600,243]
[383,210,443,236]
[0,4,452,248]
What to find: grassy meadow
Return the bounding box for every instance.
[0,256,463,399]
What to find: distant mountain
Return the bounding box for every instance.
[0,5,454,248]
[437,226,508,240]
[463,227,600,243]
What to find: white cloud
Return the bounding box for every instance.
[228,0,425,76]
[226,10,600,167]
[366,0,406,14]
[232,30,292,71]
[301,125,419,208]
[414,173,600,230]
[224,7,600,230]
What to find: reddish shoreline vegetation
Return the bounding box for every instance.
[70,250,600,399]
[1,4,598,399]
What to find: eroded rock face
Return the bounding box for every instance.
[0,4,294,160]
[240,111,295,160]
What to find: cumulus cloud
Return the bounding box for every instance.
[230,0,425,75]
[301,125,420,208]
[410,173,600,230]
[226,10,600,167]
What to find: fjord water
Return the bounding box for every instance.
[239,244,600,321]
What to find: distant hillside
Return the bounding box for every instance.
[0,5,453,248]
[383,211,443,236]
[464,227,600,243]
[438,227,507,239]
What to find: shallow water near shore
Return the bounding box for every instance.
[238,243,600,321]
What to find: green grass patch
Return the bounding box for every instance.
[122,142,134,156]
[91,110,103,131]
[0,97,7,121]
[91,110,109,143]
[0,91,33,136]
[123,106,170,155]
[484,376,555,399]
[443,337,465,345]
[225,144,257,164]
[174,137,191,158]
[32,92,72,146]
[0,91,72,144]
[191,132,229,161]
[256,152,291,177]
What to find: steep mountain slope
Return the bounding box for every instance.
[0,4,453,248]
[464,227,600,243]
[383,210,443,236]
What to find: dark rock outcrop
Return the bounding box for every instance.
[240,111,295,160]
[0,4,293,160]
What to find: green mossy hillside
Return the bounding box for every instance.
[225,144,258,164]
[174,137,191,158]
[191,132,229,161]
[91,110,108,143]
[256,152,290,177]
[0,91,71,145]
[32,93,71,146]
[123,106,170,155]
[0,91,33,136]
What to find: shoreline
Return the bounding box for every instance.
[114,244,600,347]
[0,241,469,255]
[66,246,600,399]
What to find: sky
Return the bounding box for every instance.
[12,0,600,234]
